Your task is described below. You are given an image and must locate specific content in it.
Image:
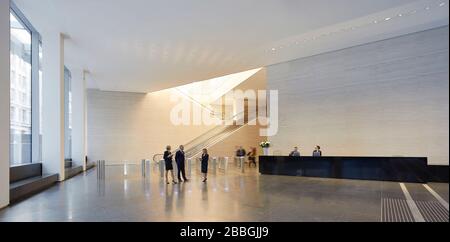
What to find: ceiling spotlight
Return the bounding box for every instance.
[398,13,403,17]
[373,20,378,24]
[439,2,445,7]
[385,17,391,21]
[425,6,430,10]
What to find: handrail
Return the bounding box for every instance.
[182,110,254,149]
[186,117,257,159]
[174,88,223,119]
[184,114,257,159]
[154,110,257,163]
[152,154,163,163]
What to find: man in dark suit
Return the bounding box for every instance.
[175,145,189,182]
[237,146,246,158]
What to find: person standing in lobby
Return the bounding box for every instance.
[236,146,246,165]
[247,147,257,167]
[313,146,322,157]
[237,146,246,158]
[201,148,209,182]
[164,146,177,185]
[289,147,301,157]
[175,145,189,182]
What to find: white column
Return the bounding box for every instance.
[72,70,87,170]
[42,32,65,181]
[0,0,10,208]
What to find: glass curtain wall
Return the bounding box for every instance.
[38,42,43,162]
[10,5,41,166]
[10,11,32,166]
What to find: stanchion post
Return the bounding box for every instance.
[97,160,100,178]
[212,157,217,175]
[141,159,146,177]
[187,158,192,177]
[146,159,151,177]
[159,159,165,178]
[98,160,105,179]
[123,162,127,176]
[224,157,229,173]
[240,157,245,173]
[197,157,200,171]
[102,160,106,179]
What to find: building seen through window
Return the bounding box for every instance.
[10,11,32,166]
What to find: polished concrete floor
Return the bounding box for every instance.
[0,163,448,222]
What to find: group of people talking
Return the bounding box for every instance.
[163,144,257,185]
[163,145,209,184]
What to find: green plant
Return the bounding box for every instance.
[259,141,270,148]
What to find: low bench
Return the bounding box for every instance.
[9,163,59,203]
[65,165,83,180]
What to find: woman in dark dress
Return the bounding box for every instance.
[247,147,257,167]
[201,148,209,182]
[163,145,177,184]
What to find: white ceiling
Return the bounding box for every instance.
[13,0,449,93]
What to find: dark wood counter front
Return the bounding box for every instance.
[259,156,429,183]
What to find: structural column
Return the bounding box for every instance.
[72,70,87,170]
[0,0,10,208]
[42,32,65,180]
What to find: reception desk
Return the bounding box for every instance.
[259,156,429,183]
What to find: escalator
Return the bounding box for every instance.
[183,124,242,159]
[153,111,254,162]
[152,68,262,162]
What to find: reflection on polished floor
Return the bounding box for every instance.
[0,163,448,222]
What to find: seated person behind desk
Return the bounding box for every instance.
[312,145,322,157]
[289,147,301,157]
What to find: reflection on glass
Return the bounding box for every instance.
[64,67,72,159]
[38,42,43,161]
[10,12,32,165]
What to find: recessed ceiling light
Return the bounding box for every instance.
[374,20,378,24]
[385,17,391,21]
[425,6,430,10]
[398,13,403,17]
[439,2,445,7]
[271,48,276,51]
